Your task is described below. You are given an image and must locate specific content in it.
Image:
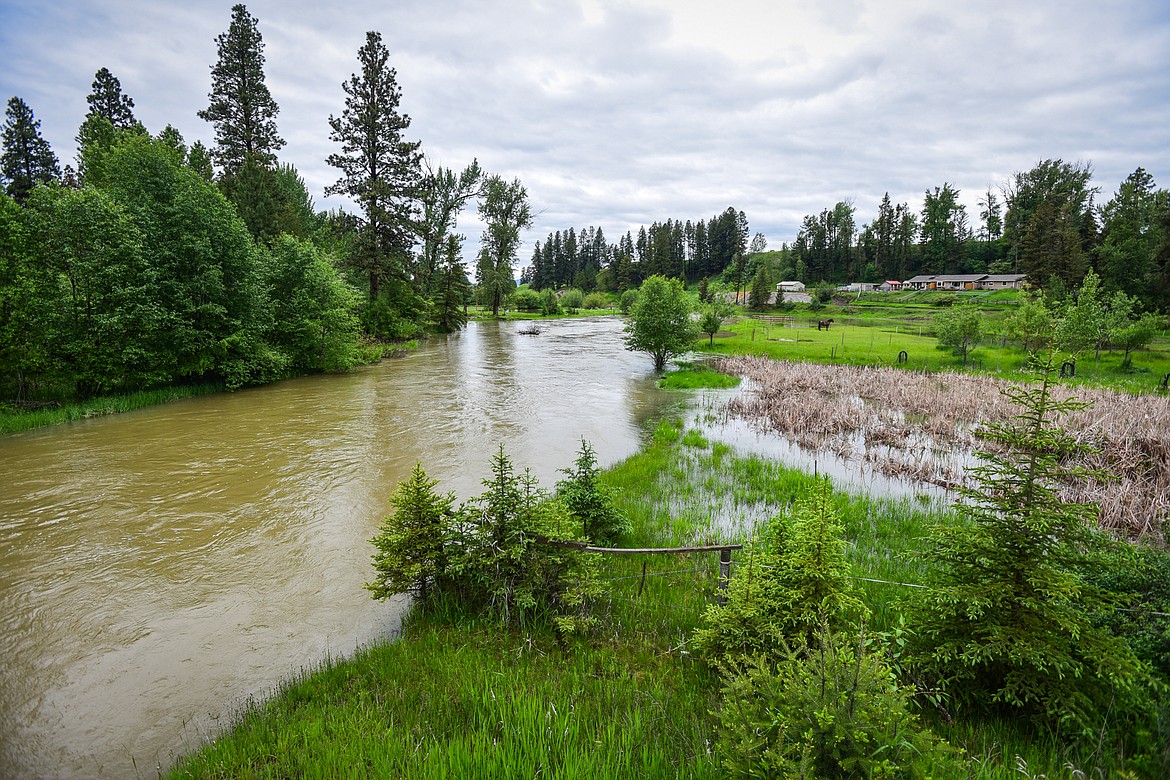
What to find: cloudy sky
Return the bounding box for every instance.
[3,0,1169,257]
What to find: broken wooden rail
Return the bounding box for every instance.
[540,539,744,606]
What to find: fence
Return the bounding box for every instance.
[547,540,744,606]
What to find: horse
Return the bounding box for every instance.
[817,318,834,331]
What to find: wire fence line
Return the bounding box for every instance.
[568,547,1170,623]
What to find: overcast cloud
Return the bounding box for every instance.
[2,0,1169,259]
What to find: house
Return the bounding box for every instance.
[837,282,875,293]
[900,273,1029,291]
[980,274,1028,290]
[878,280,903,292]
[902,275,937,290]
[777,280,806,293]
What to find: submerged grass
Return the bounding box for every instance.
[167,424,1140,778]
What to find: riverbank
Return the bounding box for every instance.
[0,383,226,436]
[0,339,416,437]
[165,417,1165,778]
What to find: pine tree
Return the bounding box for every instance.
[197,3,285,175]
[432,234,470,332]
[914,353,1146,733]
[748,264,771,310]
[366,463,455,603]
[1,97,59,203]
[326,31,423,303]
[85,67,139,130]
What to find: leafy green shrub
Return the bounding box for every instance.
[1087,544,1170,681]
[511,287,543,311]
[557,440,631,546]
[560,288,584,312]
[541,288,560,315]
[619,289,637,314]
[716,628,958,779]
[582,292,609,310]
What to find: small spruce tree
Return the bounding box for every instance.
[366,463,455,603]
[913,352,1148,733]
[557,439,630,545]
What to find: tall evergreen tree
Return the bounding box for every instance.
[432,234,471,332]
[1,97,60,203]
[85,67,139,130]
[326,31,423,304]
[198,3,285,175]
[1096,168,1164,306]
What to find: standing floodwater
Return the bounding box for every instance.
[0,317,680,780]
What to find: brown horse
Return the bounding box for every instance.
[817,318,834,331]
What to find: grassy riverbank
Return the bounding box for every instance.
[0,383,226,436]
[0,340,416,437]
[165,417,1159,778]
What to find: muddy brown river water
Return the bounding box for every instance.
[0,317,684,779]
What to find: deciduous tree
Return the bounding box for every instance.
[623,275,697,371]
[933,302,982,365]
[477,175,532,317]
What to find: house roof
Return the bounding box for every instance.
[983,274,1027,282]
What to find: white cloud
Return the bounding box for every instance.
[2,0,1168,255]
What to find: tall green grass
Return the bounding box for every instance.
[0,384,223,435]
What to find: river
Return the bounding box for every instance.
[0,317,686,780]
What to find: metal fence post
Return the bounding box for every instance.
[717,547,732,606]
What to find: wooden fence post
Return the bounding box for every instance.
[717,547,732,606]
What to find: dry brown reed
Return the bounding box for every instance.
[719,356,1170,542]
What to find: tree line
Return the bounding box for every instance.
[521,207,758,293]
[790,162,1170,312]
[1,4,532,402]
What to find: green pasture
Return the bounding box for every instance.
[697,305,1170,395]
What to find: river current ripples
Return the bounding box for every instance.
[0,317,680,780]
